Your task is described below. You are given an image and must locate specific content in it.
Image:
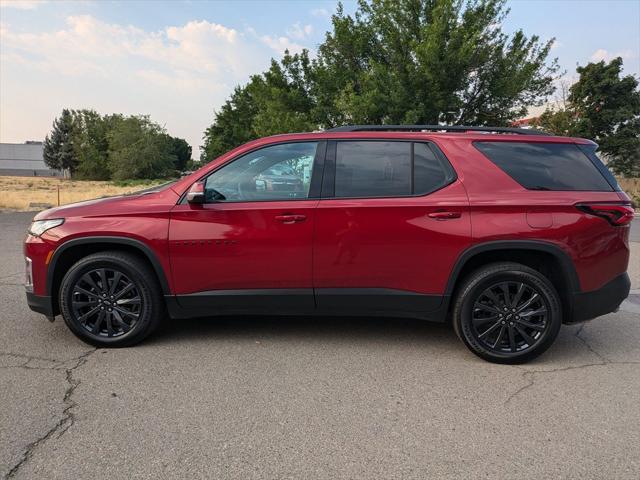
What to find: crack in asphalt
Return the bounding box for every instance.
[4,348,97,479]
[0,351,64,364]
[0,272,20,280]
[504,327,640,406]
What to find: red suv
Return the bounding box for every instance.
[24,125,633,363]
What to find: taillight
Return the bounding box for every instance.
[576,203,635,226]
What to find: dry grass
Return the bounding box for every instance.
[618,178,640,206]
[0,176,166,211]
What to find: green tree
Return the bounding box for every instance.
[71,110,113,180]
[201,0,558,161]
[201,52,315,161]
[43,109,77,176]
[163,135,192,172]
[108,116,177,180]
[316,0,557,125]
[535,58,640,176]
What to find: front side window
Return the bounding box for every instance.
[205,142,317,202]
[334,141,454,198]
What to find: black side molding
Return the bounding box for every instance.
[167,287,448,322]
[444,240,581,296]
[177,288,315,310]
[47,236,172,296]
[315,288,442,313]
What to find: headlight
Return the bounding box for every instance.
[28,218,64,237]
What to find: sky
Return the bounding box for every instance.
[1,0,639,158]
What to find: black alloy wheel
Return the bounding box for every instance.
[453,262,562,364]
[471,281,549,354]
[70,268,142,338]
[59,251,163,347]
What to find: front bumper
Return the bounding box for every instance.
[569,272,631,324]
[26,292,55,321]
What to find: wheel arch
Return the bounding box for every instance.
[445,240,580,321]
[48,236,170,315]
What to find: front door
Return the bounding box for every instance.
[169,141,323,312]
[313,140,471,315]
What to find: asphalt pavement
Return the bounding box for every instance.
[1,211,639,479]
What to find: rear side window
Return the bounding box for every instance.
[335,141,411,197]
[474,141,613,191]
[334,141,454,198]
[413,143,449,195]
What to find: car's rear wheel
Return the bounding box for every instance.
[59,251,164,347]
[453,262,562,364]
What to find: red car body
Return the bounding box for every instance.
[25,130,632,327]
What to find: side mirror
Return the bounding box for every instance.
[186,181,205,204]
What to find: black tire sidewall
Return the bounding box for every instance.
[454,264,562,364]
[60,253,159,347]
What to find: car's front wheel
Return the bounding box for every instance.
[59,251,164,347]
[453,262,562,364]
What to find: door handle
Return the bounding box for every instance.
[428,211,462,220]
[275,214,307,224]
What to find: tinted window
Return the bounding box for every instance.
[474,142,613,191]
[335,141,411,197]
[205,142,317,202]
[577,144,621,191]
[333,141,454,198]
[414,143,449,195]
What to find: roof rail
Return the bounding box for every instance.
[325,125,548,135]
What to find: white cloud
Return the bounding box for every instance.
[311,8,330,17]
[550,40,563,50]
[0,0,47,9]
[287,22,313,40]
[590,48,635,62]
[0,15,255,77]
[260,34,305,55]
[0,15,302,154]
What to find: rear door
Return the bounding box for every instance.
[169,141,325,311]
[312,140,471,315]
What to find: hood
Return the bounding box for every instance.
[33,187,180,221]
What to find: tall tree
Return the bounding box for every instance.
[201,0,559,161]
[316,0,557,125]
[107,116,177,180]
[43,109,77,176]
[163,135,193,172]
[201,52,315,161]
[535,58,640,176]
[71,110,113,180]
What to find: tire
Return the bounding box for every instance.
[59,251,164,347]
[452,262,562,364]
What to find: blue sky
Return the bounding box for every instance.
[1,0,638,155]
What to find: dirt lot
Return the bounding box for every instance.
[0,176,165,211]
[0,212,639,479]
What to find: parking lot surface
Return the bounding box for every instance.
[1,211,639,479]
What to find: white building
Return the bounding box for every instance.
[0,142,61,177]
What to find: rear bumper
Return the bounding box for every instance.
[26,292,55,320]
[568,273,630,324]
